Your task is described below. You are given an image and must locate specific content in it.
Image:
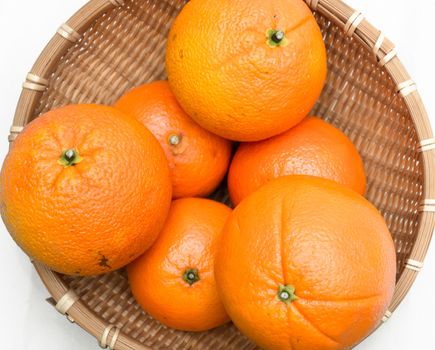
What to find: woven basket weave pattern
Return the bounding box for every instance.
[35,0,181,113]
[9,0,435,349]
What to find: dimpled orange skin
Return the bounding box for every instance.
[215,176,396,350]
[166,0,327,142]
[228,117,366,205]
[128,198,231,331]
[115,81,232,198]
[0,104,172,276]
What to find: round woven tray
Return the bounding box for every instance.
[7,0,435,349]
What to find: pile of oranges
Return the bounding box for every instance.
[0,0,396,349]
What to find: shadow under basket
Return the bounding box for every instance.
[7,0,435,349]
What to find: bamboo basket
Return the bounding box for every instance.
[7,0,435,349]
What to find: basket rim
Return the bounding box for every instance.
[9,0,435,349]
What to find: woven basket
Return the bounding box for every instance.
[7,0,435,349]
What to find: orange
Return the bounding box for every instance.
[166,0,327,141]
[115,81,232,198]
[128,198,231,331]
[215,176,396,350]
[228,117,366,205]
[0,104,172,276]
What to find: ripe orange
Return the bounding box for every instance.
[215,176,396,350]
[228,117,366,205]
[115,81,232,198]
[166,0,327,141]
[0,104,172,276]
[128,198,231,331]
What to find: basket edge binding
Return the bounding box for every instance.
[8,0,435,348]
[34,261,151,350]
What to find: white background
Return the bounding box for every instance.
[0,1,434,349]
